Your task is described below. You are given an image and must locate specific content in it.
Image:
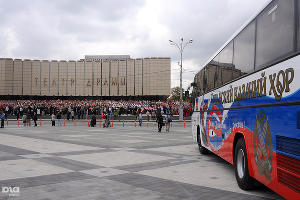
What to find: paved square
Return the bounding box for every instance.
[62,151,172,167]
[0,159,72,180]
[0,124,282,200]
[81,168,128,178]
[0,133,99,153]
[138,161,258,195]
[117,139,149,144]
[147,144,200,156]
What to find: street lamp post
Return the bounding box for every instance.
[169,38,193,121]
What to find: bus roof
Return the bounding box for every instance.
[199,0,273,71]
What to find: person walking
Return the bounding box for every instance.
[165,107,171,132]
[105,112,110,128]
[67,111,70,121]
[71,110,75,121]
[26,112,31,127]
[51,113,56,126]
[156,110,163,132]
[165,114,172,132]
[108,107,112,120]
[138,112,143,127]
[146,110,150,121]
[22,113,27,127]
[102,112,107,128]
[1,112,5,128]
[57,112,62,126]
[91,114,96,127]
[16,108,20,121]
[20,107,23,117]
[33,112,38,127]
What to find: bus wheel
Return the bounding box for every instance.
[234,138,254,190]
[198,143,209,154]
[197,126,209,154]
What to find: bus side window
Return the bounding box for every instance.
[202,71,207,91]
[211,55,220,89]
[219,41,234,85]
[204,64,216,93]
[233,22,255,77]
[255,0,295,69]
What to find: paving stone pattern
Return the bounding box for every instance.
[0,124,283,200]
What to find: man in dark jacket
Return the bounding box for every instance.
[156,110,164,132]
[91,114,96,127]
[33,112,38,127]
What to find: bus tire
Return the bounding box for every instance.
[234,138,255,190]
[198,143,209,154]
[197,126,209,154]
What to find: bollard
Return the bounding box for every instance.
[100,120,102,128]
[18,119,19,128]
[112,120,113,128]
[88,120,90,127]
[184,120,185,128]
[146,120,148,128]
[135,120,136,127]
[6,119,8,126]
[64,119,66,127]
[40,119,42,127]
[171,121,172,128]
[123,120,124,128]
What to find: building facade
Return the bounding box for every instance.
[0,56,171,99]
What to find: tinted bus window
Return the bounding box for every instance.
[255,0,294,69]
[202,66,208,93]
[194,70,205,96]
[212,54,219,66]
[233,22,255,75]
[207,65,216,92]
[219,42,233,85]
[219,42,233,66]
[209,55,220,89]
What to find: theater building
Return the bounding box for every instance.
[0,55,171,100]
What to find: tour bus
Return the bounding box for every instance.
[191,0,300,199]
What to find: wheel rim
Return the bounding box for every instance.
[237,148,245,179]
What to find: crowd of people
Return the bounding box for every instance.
[0,100,193,123]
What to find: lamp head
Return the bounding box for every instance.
[189,39,193,43]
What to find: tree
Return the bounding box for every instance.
[168,87,181,101]
[167,87,190,102]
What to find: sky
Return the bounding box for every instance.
[0,0,270,90]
